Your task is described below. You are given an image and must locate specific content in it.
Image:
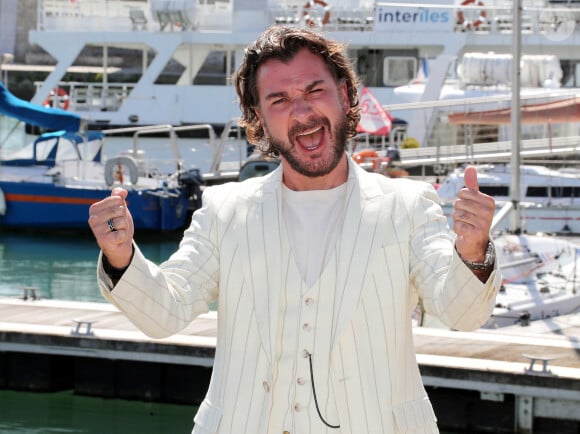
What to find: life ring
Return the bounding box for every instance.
[43,87,70,110]
[303,0,331,27]
[104,156,139,186]
[457,0,487,30]
[352,149,378,164]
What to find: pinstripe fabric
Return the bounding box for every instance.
[98,156,501,434]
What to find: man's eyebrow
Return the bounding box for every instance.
[264,79,326,101]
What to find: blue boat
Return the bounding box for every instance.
[0,82,200,232]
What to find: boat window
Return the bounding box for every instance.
[551,186,580,198]
[193,51,235,85]
[383,57,417,86]
[479,186,509,196]
[526,186,548,197]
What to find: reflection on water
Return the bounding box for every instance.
[0,230,181,302]
[0,390,195,434]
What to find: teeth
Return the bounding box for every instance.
[297,126,322,137]
[295,125,323,150]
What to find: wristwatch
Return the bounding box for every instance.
[460,241,495,271]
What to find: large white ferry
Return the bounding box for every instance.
[20,0,580,138]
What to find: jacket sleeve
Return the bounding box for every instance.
[407,182,501,331]
[97,187,222,339]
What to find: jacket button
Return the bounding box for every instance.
[263,381,270,392]
[294,403,302,412]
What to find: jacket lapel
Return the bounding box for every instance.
[237,166,285,366]
[331,158,396,349]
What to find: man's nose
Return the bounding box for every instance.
[290,95,313,119]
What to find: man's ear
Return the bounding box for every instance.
[254,107,269,139]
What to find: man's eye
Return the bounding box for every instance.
[310,88,323,95]
[272,98,287,105]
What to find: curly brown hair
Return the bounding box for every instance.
[234,25,361,153]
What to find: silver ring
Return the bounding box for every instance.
[107,218,116,232]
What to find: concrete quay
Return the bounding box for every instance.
[0,297,579,434]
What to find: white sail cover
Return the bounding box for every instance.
[458,52,563,88]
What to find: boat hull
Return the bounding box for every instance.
[0,182,189,232]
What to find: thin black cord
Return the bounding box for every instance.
[308,353,340,429]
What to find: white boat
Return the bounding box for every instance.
[2,0,575,135]
[484,233,580,328]
[438,164,580,207]
[416,233,580,329]
[0,82,202,231]
[436,163,580,234]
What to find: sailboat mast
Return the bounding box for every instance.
[510,0,522,233]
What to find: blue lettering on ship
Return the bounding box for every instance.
[376,8,450,24]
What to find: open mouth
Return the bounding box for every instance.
[295,126,324,151]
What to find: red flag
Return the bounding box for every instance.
[356,86,393,136]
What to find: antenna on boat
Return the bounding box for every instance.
[510,0,522,234]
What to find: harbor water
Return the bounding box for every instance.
[0,230,181,302]
[0,390,195,433]
[0,230,197,433]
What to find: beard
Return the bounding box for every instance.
[268,115,349,178]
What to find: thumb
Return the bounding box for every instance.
[463,166,479,191]
[111,187,128,200]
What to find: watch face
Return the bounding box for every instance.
[538,7,576,41]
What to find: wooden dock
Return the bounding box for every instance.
[1,297,579,433]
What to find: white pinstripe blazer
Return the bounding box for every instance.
[98,156,500,434]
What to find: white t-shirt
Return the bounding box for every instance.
[282,183,347,287]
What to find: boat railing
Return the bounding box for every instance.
[34,81,136,113]
[100,124,193,175]
[99,122,246,177]
[452,0,580,35]
[37,0,233,32]
[38,0,141,32]
[35,0,580,35]
[269,5,374,31]
[399,134,580,167]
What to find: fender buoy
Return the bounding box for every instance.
[457,0,487,30]
[43,87,70,110]
[104,156,139,186]
[401,137,419,149]
[303,0,331,27]
[0,187,6,216]
[352,149,378,164]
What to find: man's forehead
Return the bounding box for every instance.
[256,51,329,90]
